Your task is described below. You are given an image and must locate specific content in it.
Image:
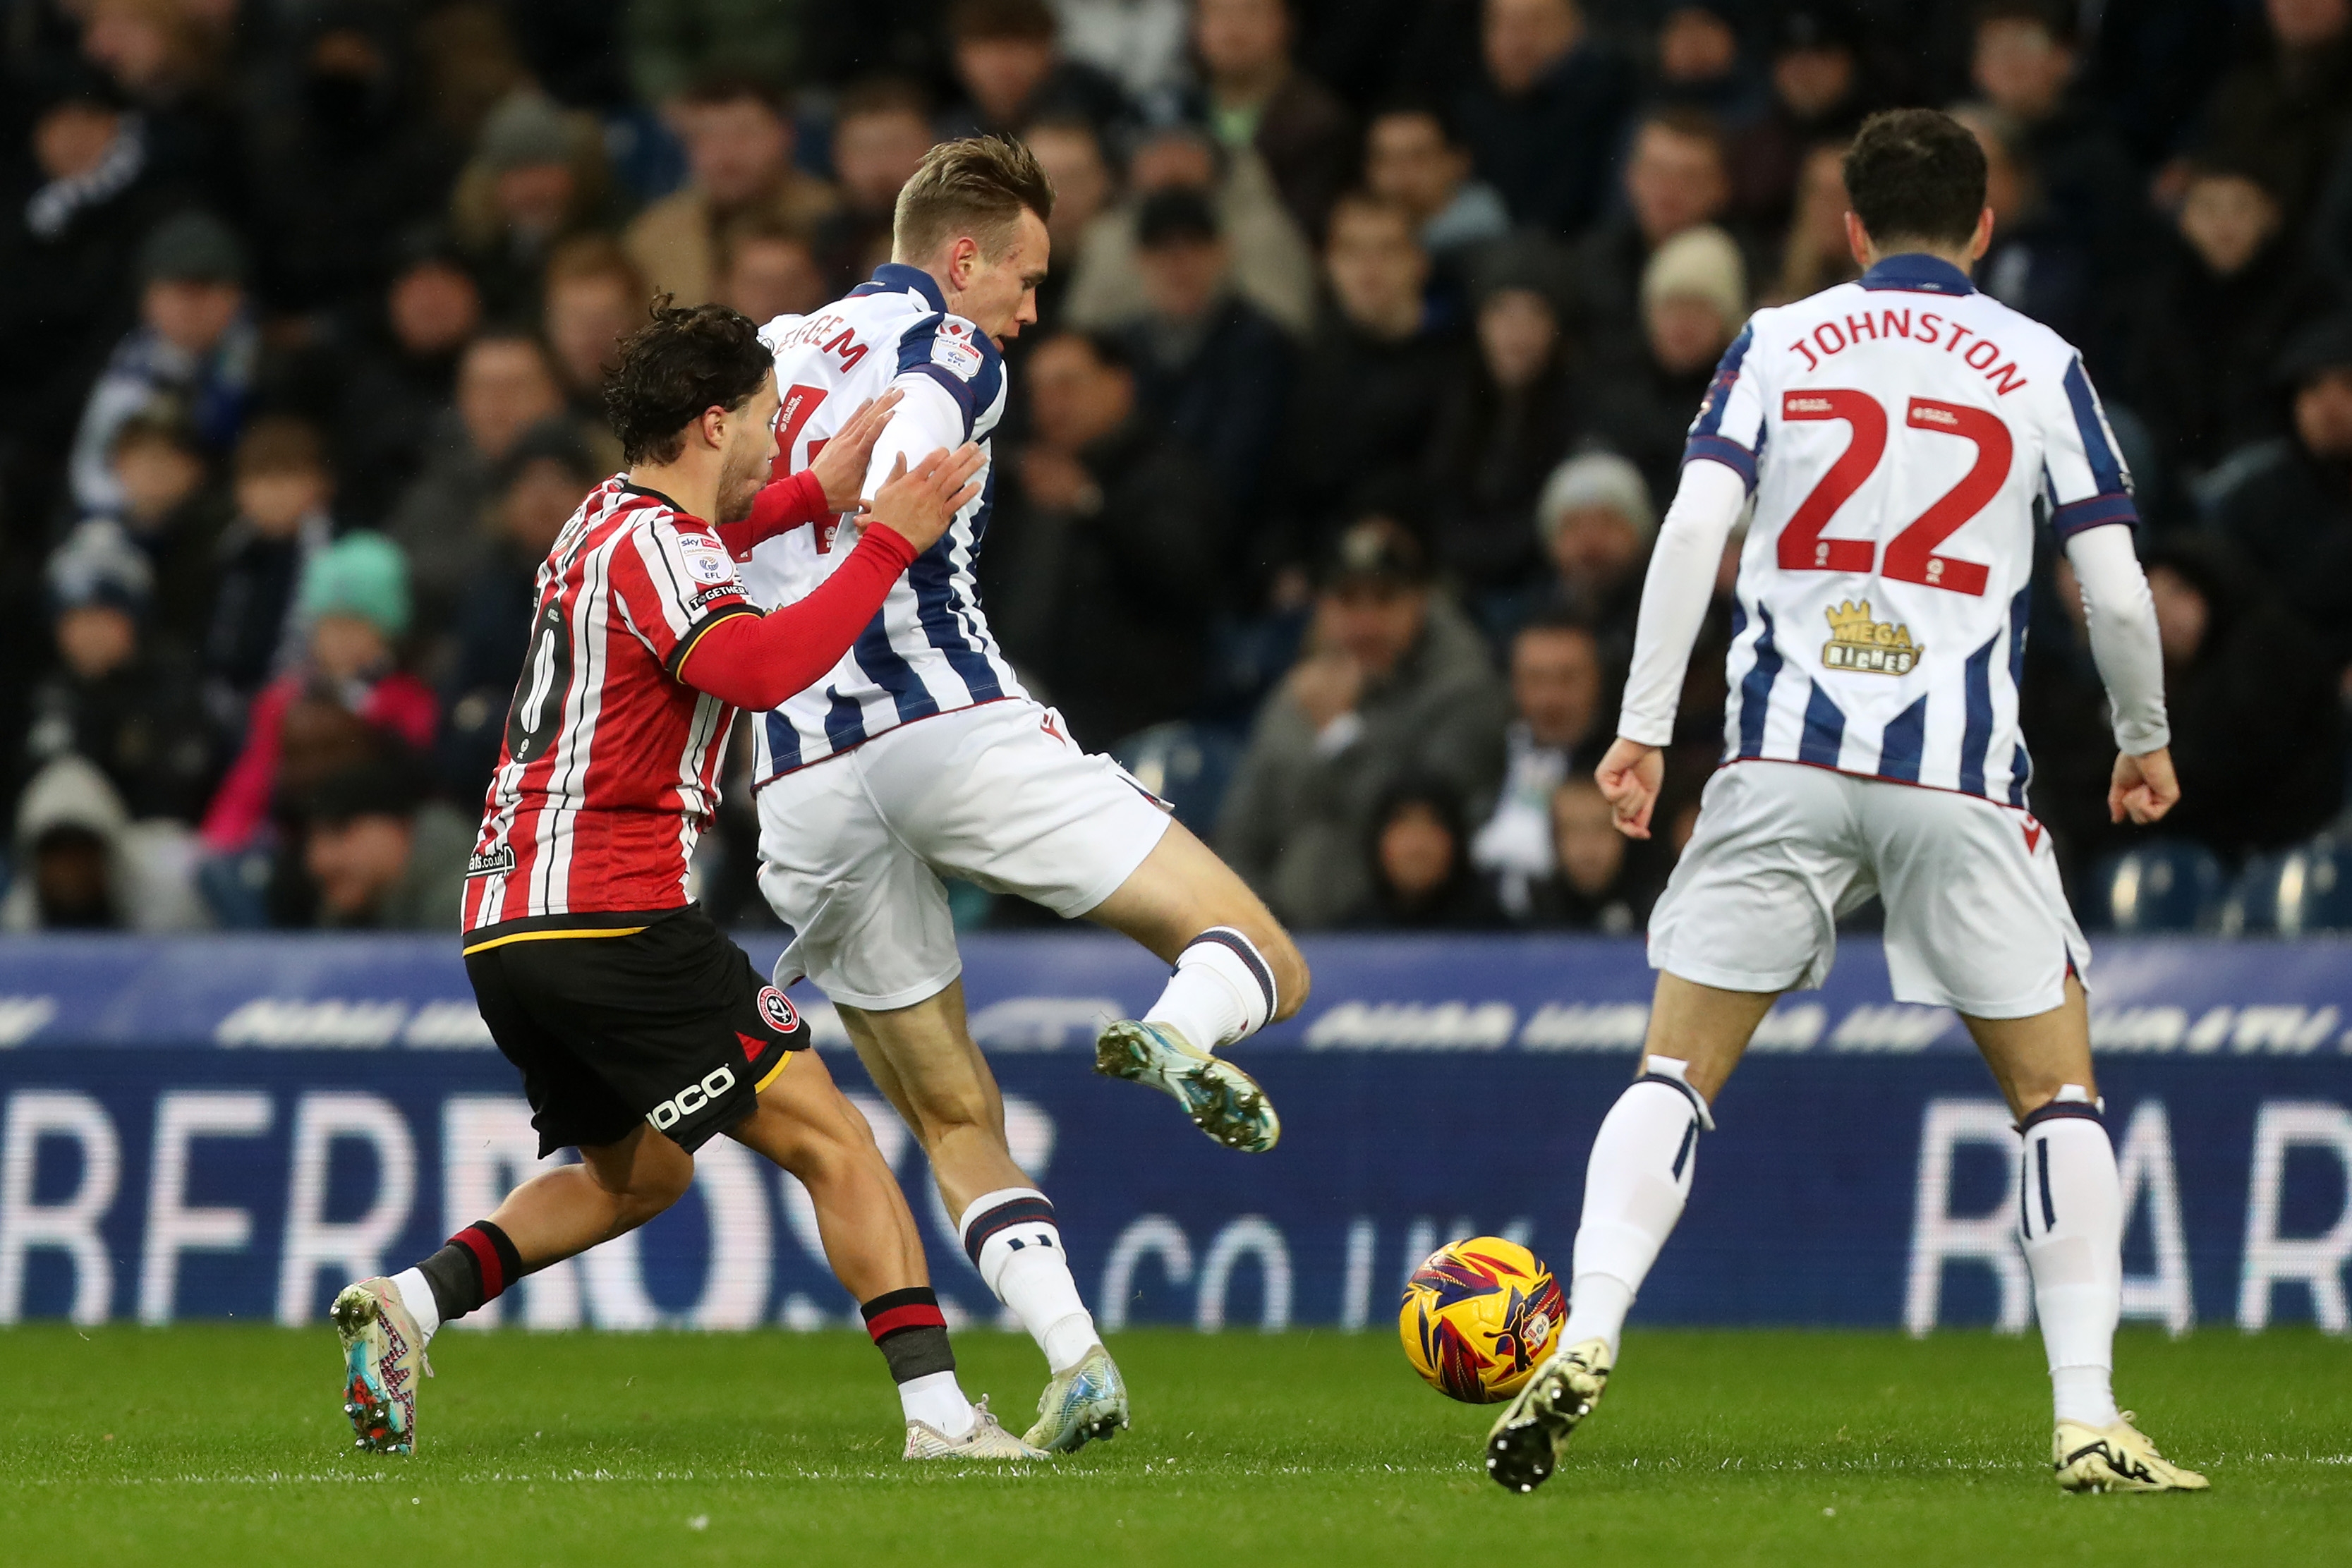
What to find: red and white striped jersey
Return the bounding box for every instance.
[462,478,758,940]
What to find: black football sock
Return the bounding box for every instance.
[414,1220,525,1326]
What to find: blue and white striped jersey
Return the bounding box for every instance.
[744,263,1024,782]
[1688,253,2137,805]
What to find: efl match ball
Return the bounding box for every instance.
[1397,1236,1565,1404]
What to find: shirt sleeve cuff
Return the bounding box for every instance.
[1616,712,1675,748]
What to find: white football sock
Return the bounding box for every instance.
[958,1187,1101,1373]
[1559,1057,1710,1357]
[1144,928,1277,1051]
[390,1267,440,1341]
[2020,1090,2123,1429]
[898,1369,977,1438]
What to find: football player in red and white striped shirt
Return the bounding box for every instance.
[332,303,1036,1461]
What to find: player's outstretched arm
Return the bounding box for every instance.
[677,446,985,712]
[808,388,904,513]
[2063,525,2176,826]
[716,389,908,557]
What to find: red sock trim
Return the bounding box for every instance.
[864,1302,947,1342]
[455,1227,506,1300]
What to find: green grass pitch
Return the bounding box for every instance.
[2,1325,2346,1567]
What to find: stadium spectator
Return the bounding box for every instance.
[384,330,568,636]
[713,216,830,325]
[1951,102,2097,358]
[1730,1,1873,230]
[200,418,335,722]
[1346,773,1505,928]
[1190,0,1357,241]
[1651,3,1767,126]
[1764,139,1862,304]
[327,231,483,528]
[813,78,938,291]
[1569,107,1737,375]
[3,753,206,932]
[1469,612,1608,919]
[2195,0,2352,224]
[622,0,801,107]
[68,209,255,517]
[435,420,598,801]
[2122,158,2335,487]
[540,236,645,461]
[2202,317,2352,669]
[938,0,1132,144]
[1273,191,1459,568]
[1219,519,1508,928]
[242,9,461,317]
[1063,121,1318,334]
[1117,187,1295,520]
[1534,451,1654,655]
[1423,247,1581,635]
[23,518,213,825]
[1453,0,1635,236]
[1515,772,1658,932]
[78,0,245,222]
[92,407,228,654]
[990,330,1226,747]
[1968,0,2150,281]
[1580,224,1747,508]
[1052,0,1192,109]
[1361,100,1510,269]
[1022,115,1120,328]
[200,532,436,856]
[299,760,471,932]
[623,72,840,308]
[448,92,619,316]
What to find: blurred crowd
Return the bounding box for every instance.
[4,0,2351,939]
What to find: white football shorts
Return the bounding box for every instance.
[1647,759,2091,1019]
[753,699,1172,1010]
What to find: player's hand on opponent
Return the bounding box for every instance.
[1596,737,1665,840]
[807,389,905,514]
[865,444,987,554]
[2109,746,2180,826]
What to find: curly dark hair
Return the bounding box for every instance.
[1842,109,1988,251]
[604,298,772,466]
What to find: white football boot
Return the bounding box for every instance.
[903,1397,1048,1460]
[1094,1019,1280,1152]
[1023,1344,1130,1454]
[1485,1337,1613,1494]
[2054,1413,2209,1493]
[332,1276,432,1454]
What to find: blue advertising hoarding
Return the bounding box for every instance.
[0,933,2346,1337]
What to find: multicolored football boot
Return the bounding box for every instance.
[2054,1413,2209,1493]
[1022,1343,1130,1454]
[332,1276,432,1454]
[1485,1337,1613,1494]
[904,1397,1048,1460]
[1094,1019,1279,1153]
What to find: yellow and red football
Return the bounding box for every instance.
[1397,1236,1565,1404]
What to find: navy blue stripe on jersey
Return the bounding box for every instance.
[762,709,803,774]
[2050,491,2138,538]
[1857,254,1975,295]
[823,686,867,751]
[1879,695,1927,782]
[1960,627,1999,797]
[1799,681,1845,766]
[1738,603,1781,758]
[1684,432,1758,490]
[1689,325,1752,439]
[850,599,944,724]
[907,532,1005,701]
[2062,358,2126,494]
[2006,584,2033,806]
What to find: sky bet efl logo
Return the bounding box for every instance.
[647,1065,736,1132]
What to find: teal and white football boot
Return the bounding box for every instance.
[332,1276,432,1454]
[1093,1020,1280,1153]
[1022,1344,1130,1454]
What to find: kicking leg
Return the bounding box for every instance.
[1085,820,1310,1151]
[837,985,1127,1452]
[1967,978,2205,1493]
[1488,971,1774,1494]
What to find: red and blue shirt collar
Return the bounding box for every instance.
[1858,253,1975,296]
[849,262,950,312]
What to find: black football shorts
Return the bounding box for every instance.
[463,904,811,1156]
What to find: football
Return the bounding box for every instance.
[1397,1236,1566,1404]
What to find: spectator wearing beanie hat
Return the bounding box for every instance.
[1578,222,1747,507]
[1535,450,1654,652]
[200,532,437,854]
[67,209,257,516]
[20,518,215,825]
[448,92,619,316]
